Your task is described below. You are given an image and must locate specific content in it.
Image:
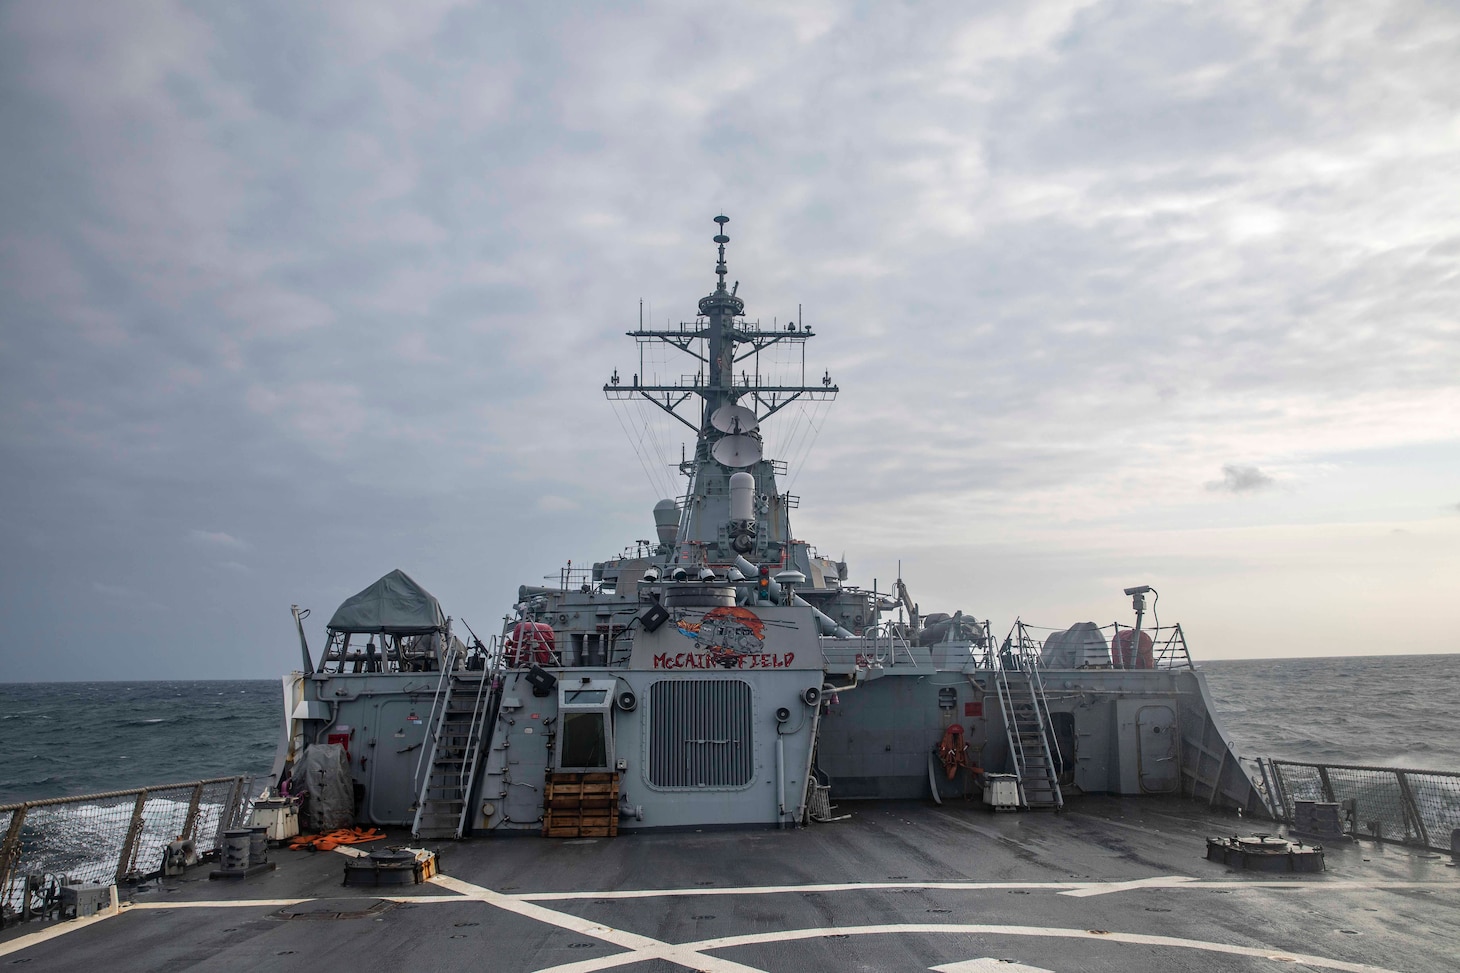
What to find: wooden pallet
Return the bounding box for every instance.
[543,772,621,838]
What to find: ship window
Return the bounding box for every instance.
[647,679,754,789]
[560,712,609,769]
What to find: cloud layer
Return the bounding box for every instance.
[1,1,1457,678]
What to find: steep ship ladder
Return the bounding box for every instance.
[411,645,492,839]
[993,624,1064,810]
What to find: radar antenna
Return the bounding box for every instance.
[603,215,837,435]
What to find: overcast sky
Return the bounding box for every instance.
[2,1,1457,681]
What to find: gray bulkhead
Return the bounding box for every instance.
[293,671,443,826]
[473,605,824,833]
[815,644,1265,809]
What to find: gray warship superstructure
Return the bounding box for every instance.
[271,216,1266,838]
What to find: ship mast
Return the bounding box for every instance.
[604,216,838,566]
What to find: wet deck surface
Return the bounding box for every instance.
[4,797,1458,972]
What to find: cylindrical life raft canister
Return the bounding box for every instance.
[1111,629,1154,669]
[506,621,556,666]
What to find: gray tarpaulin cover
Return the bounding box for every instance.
[326,568,446,635]
[297,743,355,832]
[1041,622,1111,668]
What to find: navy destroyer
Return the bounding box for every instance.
[270,214,1267,840]
[4,218,1457,972]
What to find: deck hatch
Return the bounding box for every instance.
[647,679,754,789]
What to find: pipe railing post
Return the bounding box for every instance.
[217,777,245,847]
[116,790,149,884]
[1317,766,1335,804]
[1269,761,1292,823]
[0,805,30,929]
[181,782,206,843]
[1394,771,1430,848]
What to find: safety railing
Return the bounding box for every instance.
[0,775,257,919]
[981,621,1194,670]
[1264,760,1460,854]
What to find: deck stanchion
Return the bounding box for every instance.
[181,782,206,843]
[116,790,150,884]
[1394,772,1430,848]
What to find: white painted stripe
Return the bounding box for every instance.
[679,924,1399,973]
[518,881,1081,900]
[430,874,769,973]
[932,959,1054,973]
[121,892,487,911]
[129,899,311,909]
[0,897,121,959]
[515,878,1457,901]
[1059,875,1199,897]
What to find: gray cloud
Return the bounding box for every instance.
[1,1,1458,678]
[1206,465,1276,494]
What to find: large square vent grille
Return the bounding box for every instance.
[647,679,754,789]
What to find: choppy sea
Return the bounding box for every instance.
[1,655,1457,806]
[0,681,279,806]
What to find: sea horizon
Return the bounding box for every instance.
[3,654,1457,806]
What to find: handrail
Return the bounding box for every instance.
[2,774,257,919]
[453,639,500,837]
[0,777,247,814]
[1266,759,1460,854]
[411,639,461,796]
[1018,623,1063,779]
[992,660,1026,799]
[411,639,463,836]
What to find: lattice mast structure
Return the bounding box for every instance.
[604,215,838,570]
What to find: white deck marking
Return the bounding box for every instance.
[932,960,1054,973]
[519,881,1081,900]
[1058,875,1199,897]
[129,899,311,909]
[664,924,1397,973]
[525,921,1408,973]
[514,877,1456,901]
[0,888,120,959]
[6,873,1449,968]
[429,874,769,973]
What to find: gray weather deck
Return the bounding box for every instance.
[3,797,1457,973]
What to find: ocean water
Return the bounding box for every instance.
[1,655,1456,806]
[0,681,279,806]
[1201,654,1460,771]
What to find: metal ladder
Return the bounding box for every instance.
[411,644,492,839]
[993,622,1064,810]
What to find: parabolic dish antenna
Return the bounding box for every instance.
[710,403,759,435]
[712,435,763,468]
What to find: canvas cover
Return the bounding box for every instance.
[1041,621,1111,668]
[327,568,446,635]
[296,743,355,832]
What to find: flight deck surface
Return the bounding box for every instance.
[4,798,1457,973]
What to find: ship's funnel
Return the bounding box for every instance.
[653,499,680,547]
[729,472,756,522]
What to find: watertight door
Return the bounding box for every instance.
[366,698,431,824]
[1135,704,1179,793]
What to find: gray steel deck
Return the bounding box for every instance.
[3,797,1457,972]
